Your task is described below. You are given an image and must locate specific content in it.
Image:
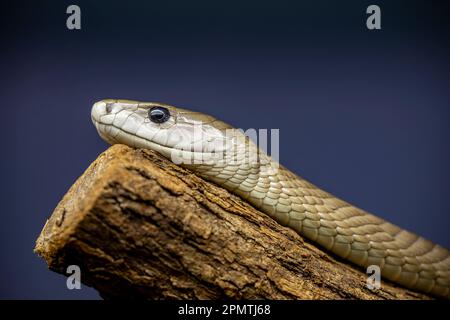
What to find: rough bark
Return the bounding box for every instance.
[34,144,431,300]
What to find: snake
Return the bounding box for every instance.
[91,99,450,299]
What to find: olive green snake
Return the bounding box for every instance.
[91,99,450,298]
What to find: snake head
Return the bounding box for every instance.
[91,99,238,164]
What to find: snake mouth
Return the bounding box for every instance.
[92,117,240,169]
[92,116,231,165]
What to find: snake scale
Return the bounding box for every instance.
[91,99,450,298]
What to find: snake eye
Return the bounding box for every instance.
[148,106,170,123]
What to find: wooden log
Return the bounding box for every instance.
[34,144,431,299]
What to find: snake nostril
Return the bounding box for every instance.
[106,104,112,114]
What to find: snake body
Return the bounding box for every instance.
[91,99,450,298]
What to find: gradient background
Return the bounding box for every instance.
[0,0,449,299]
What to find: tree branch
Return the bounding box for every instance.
[34,144,431,299]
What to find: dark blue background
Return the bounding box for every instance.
[1,0,449,299]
